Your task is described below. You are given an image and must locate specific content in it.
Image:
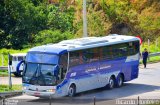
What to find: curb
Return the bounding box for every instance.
[0,91,22,99]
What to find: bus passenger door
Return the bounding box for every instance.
[58,53,68,84]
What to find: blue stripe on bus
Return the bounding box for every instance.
[56,79,68,90]
[66,56,139,81]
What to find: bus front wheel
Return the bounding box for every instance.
[68,84,76,97]
[108,76,115,89]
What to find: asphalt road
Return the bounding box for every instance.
[1,62,160,105]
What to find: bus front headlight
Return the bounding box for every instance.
[46,89,55,92]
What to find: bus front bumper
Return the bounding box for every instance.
[23,89,59,98]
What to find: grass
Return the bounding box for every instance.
[0,70,8,77]
[140,56,160,64]
[148,102,160,105]
[148,56,160,63]
[0,70,14,77]
[0,85,22,92]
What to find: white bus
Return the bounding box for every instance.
[9,53,26,77]
[22,34,140,97]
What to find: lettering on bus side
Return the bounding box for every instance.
[99,64,111,70]
[85,64,111,72]
[85,67,97,72]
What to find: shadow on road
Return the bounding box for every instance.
[17,83,160,105]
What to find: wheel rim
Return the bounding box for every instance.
[69,87,74,96]
[109,79,114,88]
[118,77,123,86]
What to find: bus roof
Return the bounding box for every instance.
[28,34,139,55]
[11,53,26,56]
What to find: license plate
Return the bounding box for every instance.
[34,92,40,96]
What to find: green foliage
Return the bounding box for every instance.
[47,5,75,32]
[0,0,48,49]
[35,30,74,45]
[0,0,160,49]
[0,0,75,49]
[87,5,112,36]
[0,70,10,77]
[141,37,160,53]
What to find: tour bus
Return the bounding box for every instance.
[22,34,140,97]
[9,53,26,77]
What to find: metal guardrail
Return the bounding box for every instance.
[0,52,160,71]
[0,66,8,70]
[149,52,160,57]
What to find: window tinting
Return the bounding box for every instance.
[69,40,139,67]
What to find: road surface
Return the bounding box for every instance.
[1,62,160,105]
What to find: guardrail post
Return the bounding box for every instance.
[2,97,5,105]
[94,96,96,105]
[49,94,52,105]
[137,96,139,105]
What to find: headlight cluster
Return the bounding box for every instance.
[46,89,55,92]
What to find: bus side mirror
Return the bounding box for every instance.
[54,65,59,79]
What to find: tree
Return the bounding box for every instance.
[35,30,74,45]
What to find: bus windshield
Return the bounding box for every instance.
[26,53,59,64]
[23,63,58,86]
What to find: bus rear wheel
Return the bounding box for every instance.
[108,77,115,89]
[117,75,124,87]
[68,85,76,97]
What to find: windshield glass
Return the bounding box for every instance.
[26,53,59,64]
[23,63,57,86]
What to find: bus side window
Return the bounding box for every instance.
[128,42,136,55]
[59,53,68,80]
[112,45,119,59]
[133,41,140,54]
[82,50,91,63]
[88,48,99,62]
[119,43,128,57]
[70,51,80,67]
[101,46,112,60]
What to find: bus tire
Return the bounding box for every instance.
[68,84,76,97]
[14,72,21,77]
[117,74,124,87]
[108,76,115,89]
